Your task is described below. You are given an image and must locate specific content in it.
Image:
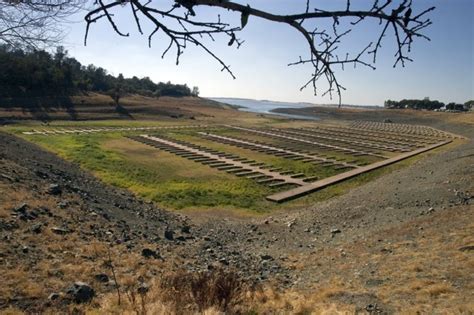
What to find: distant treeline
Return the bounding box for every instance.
[0,45,199,98]
[385,98,472,111]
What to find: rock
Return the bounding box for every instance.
[219,257,229,265]
[30,223,42,234]
[260,254,273,261]
[0,220,19,231]
[330,228,341,234]
[47,184,62,195]
[365,303,379,312]
[51,227,70,235]
[181,225,191,233]
[164,230,174,240]
[141,248,160,259]
[428,207,435,213]
[48,293,60,301]
[58,201,69,209]
[35,170,49,179]
[137,283,149,295]
[94,273,109,283]
[459,245,474,252]
[380,248,393,254]
[66,282,95,304]
[13,203,28,213]
[0,173,15,181]
[175,236,186,242]
[28,210,38,219]
[21,245,29,253]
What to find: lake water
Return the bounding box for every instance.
[209,97,319,120]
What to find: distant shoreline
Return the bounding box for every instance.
[207,97,383,109]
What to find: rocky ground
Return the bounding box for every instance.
[0,108,473,313]
[0,131,291,313]
[191,115,474,312]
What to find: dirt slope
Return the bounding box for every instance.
[0,110,473,313]
[0,132,286,312]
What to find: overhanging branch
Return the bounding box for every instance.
[83,0,434,105]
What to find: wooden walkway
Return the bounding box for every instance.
[22,125,211,135]
[302,126,431,147]
[133,124,458,202]
[131,135,309,187]
[25,121,461,202]
[198,132,360,169]
[226,125,388,158]
[274,128,413,152]
[350,121,462,139]
[266,140,452,202]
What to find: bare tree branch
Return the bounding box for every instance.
[86,1,434,105]
[0,0,85,50]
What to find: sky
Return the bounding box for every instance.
[61,0,474,106]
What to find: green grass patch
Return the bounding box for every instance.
[12,122,448,215]
[23,132,281,212]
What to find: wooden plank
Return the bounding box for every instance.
[138,135,307,186]
[226,126,387,158]
[266,140,452,203]
[199,132,360,169]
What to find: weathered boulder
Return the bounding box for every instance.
[141,248,160,259]
[66,282,95,303]
[47,184,62,195]
[13,203,28,213]
[48,293,60,301]
[164,230,174,240]
[30,223,42,234]
[137,283,149,295]
[94,273,109,283]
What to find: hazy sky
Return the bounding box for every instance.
[61,0,473,106]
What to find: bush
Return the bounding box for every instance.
[159,269,246,314]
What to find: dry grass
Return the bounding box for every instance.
[0,93,277,126]
[3,180,472,314]
[276,204,474,314]
[249,286,358,314]
[0,162,167,313]
[94,271,363,315]
[90,268,249,315]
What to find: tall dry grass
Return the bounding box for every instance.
[93,268,248,315]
